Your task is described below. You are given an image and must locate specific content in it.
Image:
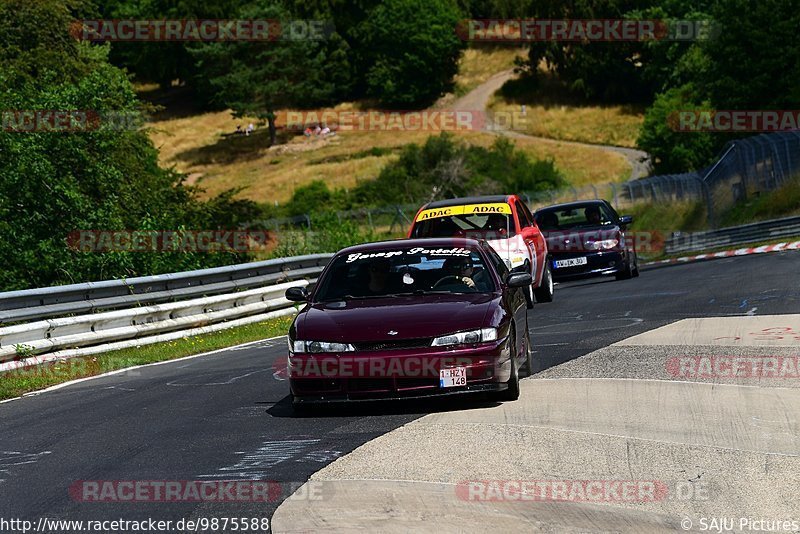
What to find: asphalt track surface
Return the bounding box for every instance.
[1,251,798,531]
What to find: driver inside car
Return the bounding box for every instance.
[442,257,489,291]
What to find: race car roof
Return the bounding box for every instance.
[423,195,511,209]
[534,199,610,213]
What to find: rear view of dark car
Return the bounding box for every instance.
[534,200,639,281]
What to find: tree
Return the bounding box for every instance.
[0,0,257,291]
[352,0,465,107]
[190,1,349,145]
[636,84,716,173]
[700,0,800,110]
[98,0,242,91]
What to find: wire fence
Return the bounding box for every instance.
[617,131,800,227]
[248,131,800,235]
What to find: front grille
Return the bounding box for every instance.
[352,338,433,352]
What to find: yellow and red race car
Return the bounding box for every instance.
[408,195,553,307]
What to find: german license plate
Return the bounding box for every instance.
[555,257,588,268]
[439,367,467,388]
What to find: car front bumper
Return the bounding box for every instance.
[288,339,508,403]
[550,250,627,280]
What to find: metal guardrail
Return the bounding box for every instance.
[0,254,333,324]
[0,281,306,363]
[664,216,800,255]
[0,254,334,371]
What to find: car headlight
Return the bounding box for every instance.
[290,340,355,353]
[431,328,498,347]
[584,239,619,250]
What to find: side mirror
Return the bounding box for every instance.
[505,272,532,288]
[285,286,310,302]
[618,215,633,226]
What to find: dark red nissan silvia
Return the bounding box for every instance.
[284,238,532,410]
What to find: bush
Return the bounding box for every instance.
[0,0,259,291]
[269,213,379,257]
[351,134,564,207]
[636,85,718,174]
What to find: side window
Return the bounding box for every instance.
[485,246,509,279]
[521,202,536,228]
[600,204,618,224]
[604,203,621,223]
[514,200,531,228]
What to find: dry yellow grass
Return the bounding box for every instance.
[146,47,630,203]
[455,131,630,187]
[454,47,525,95]
[148,111,630,204]
[489,97,645,148]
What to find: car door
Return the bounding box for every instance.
[484,245,526,361]
[514,199,545,286]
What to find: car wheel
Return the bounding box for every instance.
[632,254,640,277]
[534,262,554,303]
[520,325,533,377]
[291,395,314,416]
[615,257,634,280]
[497,330,520,401]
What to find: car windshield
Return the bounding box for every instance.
[313,247,495,301]
[411,213,515,239]
[535,204,615,230]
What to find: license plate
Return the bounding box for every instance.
[555,257,588,268]
[439,367,467,388]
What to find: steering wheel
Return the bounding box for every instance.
[432,275,468,289]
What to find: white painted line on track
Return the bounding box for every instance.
[0,335,288,406]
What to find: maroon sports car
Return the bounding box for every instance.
[284,238,532,410]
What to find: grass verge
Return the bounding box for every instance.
[488,73,645,148]
[718,179,800,227]
[0,315,294,401]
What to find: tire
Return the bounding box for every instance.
[534,262,554,303]
[291,395,314,416]
[519,324,533,378]
[615,257,634,281]
[497,330,520,401]
[632,253,640,277]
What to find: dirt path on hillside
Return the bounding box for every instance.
[452,69,652,180]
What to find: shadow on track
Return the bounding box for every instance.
[264,394,501,419]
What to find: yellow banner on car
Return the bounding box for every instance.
[415,203,512,221]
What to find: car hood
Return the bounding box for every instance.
[297,293,496,342]
[543,226,620,253]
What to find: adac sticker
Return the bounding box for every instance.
[415,203,511,221]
